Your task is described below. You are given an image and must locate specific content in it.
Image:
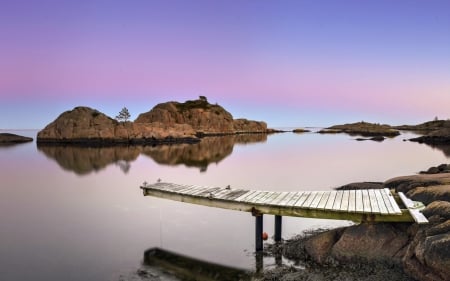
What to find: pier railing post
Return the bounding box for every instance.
[274,215,282,242]
[255,214,263,252]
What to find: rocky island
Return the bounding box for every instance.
[0,133,33,144]
[318,121,400,137]
[396,120,450,145]
[37,97,270,145]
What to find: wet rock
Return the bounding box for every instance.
[304,228,343,264]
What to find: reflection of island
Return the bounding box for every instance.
[142,135,267,172]
[37,134,267,175]
[142,247,252,281]
[37,144,141,175]
[422,143,450,157]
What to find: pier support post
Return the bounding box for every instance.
[274,215,282,242]
[255,214,263,252]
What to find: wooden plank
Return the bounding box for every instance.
[374,189,388,214]
[324,191,337,210]
[264,192,282,205]
[317,192,330,209]
[195,187,222,197]
[175,185,197,194]
[286,192,304,206]
[347,190,356,212]
[368,189,380,213]
[362,189,371,213]
[235,190,258,202]
[302,192,318,208]
[355,190,364,213]
[185,186,209,195]
[384,188,402,214]
[310,192,324,209]
[212,188,233,199]
[271,192,290,205]
[398,192,428,224]
[255,192,276,204]
[381,189,396,214]
[340,190,350,212]
[220,189,249,200]
[332,191,343,211]
[278,192,297,206]
[294,192,312,207]
[247,192,268,203]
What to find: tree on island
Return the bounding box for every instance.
[199,95,208,102]
[115,107,131,122]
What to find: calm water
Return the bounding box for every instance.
[1,129,449,281]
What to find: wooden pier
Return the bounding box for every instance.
[141,182,428,251]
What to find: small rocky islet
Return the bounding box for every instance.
[36,97,270,145]
[0,133,33,144]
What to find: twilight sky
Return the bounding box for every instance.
[1,0,449,129]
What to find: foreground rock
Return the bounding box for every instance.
[262,166,450,281]
[0,133,33,144]
[318,121,400,137]
[38,98,270,145]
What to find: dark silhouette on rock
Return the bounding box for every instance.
[0,133,33,144]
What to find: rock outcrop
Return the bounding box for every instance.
[0,133,33,144]
[38,99,270,144]
[37,107,198,144]
[395,119,450,145]
[318,121,400,137]
[135,98,268,135]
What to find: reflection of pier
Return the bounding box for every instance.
[37,134,267,175]
[143,247,253,280]
[141,182,428,251]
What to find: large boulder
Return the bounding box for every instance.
[37,106,198,144]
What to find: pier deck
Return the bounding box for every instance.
[140,182,428,251]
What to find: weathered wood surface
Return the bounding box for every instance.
[141,182,425,223]
[398,192,429,224]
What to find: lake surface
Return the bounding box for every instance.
[1,129,449,281]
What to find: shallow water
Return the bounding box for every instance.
[0,129,448,280]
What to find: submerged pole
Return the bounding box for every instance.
[255,214,263,252]
[274,215,282,242]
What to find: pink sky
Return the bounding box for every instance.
[1,0,449,128]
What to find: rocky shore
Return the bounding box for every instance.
[37,98,271,145]
[0,133,33,144]
[260,165,450,281]
[396,119,450,145]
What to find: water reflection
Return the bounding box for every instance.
[422,143,450,157]
[141,247,253,281]
[37,134,267,175]
[37,144,141,175]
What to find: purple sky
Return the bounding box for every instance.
[1,0,449,129]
